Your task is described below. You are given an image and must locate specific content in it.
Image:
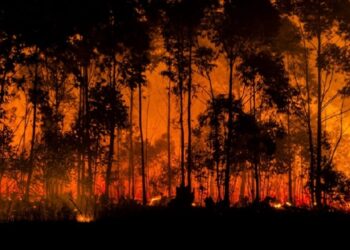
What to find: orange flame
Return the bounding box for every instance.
[76,214,94,223]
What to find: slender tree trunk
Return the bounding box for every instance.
[252,84,260,202]
[206,72,221,201]
[254,162,260,202]
[316,26,322,208]
[105,59,117,201]
[266,174,271,197]
[224,58,234,206]
[208,74,222,201]
[187,42,193,191]
[129,88,135,199]
[304,47,315,206]
[0,74,5,200]
[239,168,247,202]
[116,129,121,200]
[25,62,39,202]
[145,96,150,197]
[105,125,115,200]
[139,84,147,205]
[250,168,255,200]
[209,171,214,198]
[167,78,172,197]
[93,136,100,194]
[287,109,293,205]
[216,161,221,201]
[179,66,185,188]
[22,96,29,155]
[208,73,214,100]
[83,65,93,197]
[77,78,84,202]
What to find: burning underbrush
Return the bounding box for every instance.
[0,198,78,222]
[0,193,349,223]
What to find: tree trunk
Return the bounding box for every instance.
[216,161,221,201]
[266,174,271,197]
[139,84,147,205]
[250,168,255,201]
[209,171,214,198]
[254,161,260,202]
[105,125,115,200]
[145,95,150,198]
[25,62,39,202]
[83,65,93,197]
[187,42,193,191]
[105,59,117,201]
[315,26,322,208]
[224,58,234,206]
[167,78,172,197]
[116,129,121,200]
[0,73,4,200]
[129,88,135,199]
[252,83,260,202]
[208,74,222,201]
[287,109,293,205]
[77,78,84,202]
[239,168,247,202]
[179,64,185,188]
[21,96,30,155]
[304,46,315,206]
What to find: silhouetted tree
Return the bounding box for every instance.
[211,0,281,206]
[278,0,350,207]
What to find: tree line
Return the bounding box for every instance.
[1,0,350,214]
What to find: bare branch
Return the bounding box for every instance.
[291,62,309,122]
[327,100,344,166]
[321,67,335,104]
[322,92,339,111]
[239,83,247,101]
[322,106,350,123]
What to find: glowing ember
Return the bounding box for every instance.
[285,202,292,207]
[76,214,94,223]
[271,203,283,209]
[149,196,162,206]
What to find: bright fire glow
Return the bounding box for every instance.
[76,214,94,223]
[271,203,283,209]
[149,196,162,206]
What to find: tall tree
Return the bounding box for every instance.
[278,0,348,207]
[239,51,292,201]
[118,4,151,204]
[211,0,281,205]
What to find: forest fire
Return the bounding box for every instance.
[1,0,350,226]
[76,214,94,223]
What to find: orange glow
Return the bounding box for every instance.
[149,196,162,206]
[271,203,283,209]
[76,214,94,223]
[1,0,350,222]
[285,202,292,207]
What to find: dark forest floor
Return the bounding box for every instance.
[0,207,349,247]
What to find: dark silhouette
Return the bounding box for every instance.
[0,0,350,223]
